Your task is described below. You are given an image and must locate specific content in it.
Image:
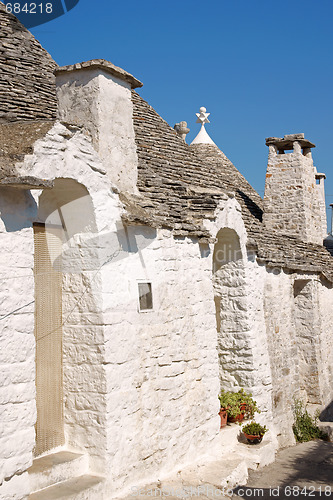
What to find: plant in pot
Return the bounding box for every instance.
[242,421,268,444]
[218,389,260,427]
[225,389,260,423]
[218,390,235,428]
[237,388,260,421]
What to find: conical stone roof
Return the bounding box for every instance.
[0,1,57,123]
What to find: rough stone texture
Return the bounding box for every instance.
[0,121,55,178]
[0,187,37,493]
[317,279,333,408]
[56,67,139,194]
[0,2,57,123]
[263,269,333,446]
[293,278,322,404]
[263,138,326,245]
[12,121,224,497]
[263,268,301,446]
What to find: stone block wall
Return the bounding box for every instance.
[0,188,37,499]
[263,267,333,444]
[263,268,299,446]
[26,122,123,476]
[0,3,57,123]
[293,278,322,404]
[263,140,325,244]
[318,280,333,411]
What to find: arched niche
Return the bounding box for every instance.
[34,178,106,472]
[212,228,249,390]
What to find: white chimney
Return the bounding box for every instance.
[55,60,142,194]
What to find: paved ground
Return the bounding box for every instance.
[124,440,332,500]
[233,440,333,500]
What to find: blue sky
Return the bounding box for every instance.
[30,0,333,230]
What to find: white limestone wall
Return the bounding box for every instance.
[244,257,276,429]
[0,188,37,499]
[25,122,124,475]
[100,227,221,494]
[318,279,333,412]
[263,268,333,443]
[263,268,298,446]
[206,198,275,434]
[293,277,324,404]
[56,69,139,194]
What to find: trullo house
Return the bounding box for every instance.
[0,3,332,499]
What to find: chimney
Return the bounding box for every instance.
[55,60,143,194]
[263,133,327,244]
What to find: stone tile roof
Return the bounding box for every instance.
[130,90,333,280]
[56,60,143,89]
[251,230,333,282]
[0,2,57,123]
[130,90,263,239]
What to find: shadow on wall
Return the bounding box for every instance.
[233,440,333,499]
[237,189,263,223]
[320,401,333,422]
[0,187,37,231]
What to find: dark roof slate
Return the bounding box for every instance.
[131,90,263,238]
[0,2,57,123]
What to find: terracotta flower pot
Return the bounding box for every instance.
[219,408,228,428]
[243,432,263,444]
[228,403,247,423]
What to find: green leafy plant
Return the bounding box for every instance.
[218,388,260,420]
[242,421,267,436]
[292,399,327,442]
[237,388,260,419]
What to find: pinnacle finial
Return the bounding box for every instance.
[190,105,215,146]
[196,107,210,125]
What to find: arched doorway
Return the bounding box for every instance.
[33,179,97,457]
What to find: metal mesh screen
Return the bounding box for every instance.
[33,224,64,456]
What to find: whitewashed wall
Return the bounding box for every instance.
[28,122,123,477]
[318,280,333,411]
[1,120,333,499]
[101,227,221,494]
[0,189,37,499]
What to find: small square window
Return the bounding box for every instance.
[138,282,153,311]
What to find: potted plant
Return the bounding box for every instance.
[236,388,260,421]
[242,421,268,444]
[218,389,260,426]
[219,389,260,424]
[218,390,234,428]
